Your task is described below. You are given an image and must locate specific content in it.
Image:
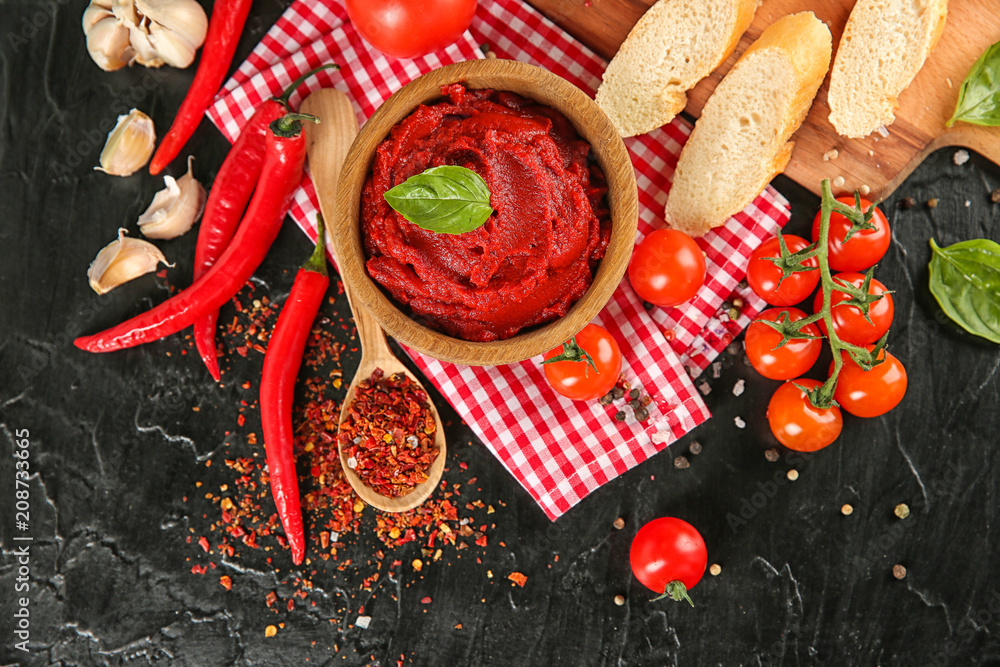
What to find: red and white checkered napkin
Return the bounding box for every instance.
[207,0,790,520]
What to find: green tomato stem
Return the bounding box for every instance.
[813,179,870,409]
[651,580,695,607]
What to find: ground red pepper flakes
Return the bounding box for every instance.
[220,575,233,591]
[339,369,439,498]
[508,572,528,587]
[184,287,494,621]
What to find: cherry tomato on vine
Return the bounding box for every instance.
[831,347,908,418]
[812,197,891,272]
[814,272,894,346]
[629,229,706,307]
[630,517,707,606]
[542,323,622,401]
[345,0,477,59]
[745,308,822,380]
[767,378,843,452]
[747,235,820,306]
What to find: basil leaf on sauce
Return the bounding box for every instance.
[928,238,1000,344]
[947,39,1000,127]
[383,165,494,235]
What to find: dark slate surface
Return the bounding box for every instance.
[2,2,1000,665]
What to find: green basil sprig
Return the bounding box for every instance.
[947,39,1000,127]
[383,165,494,235]
[928,238,1000,344]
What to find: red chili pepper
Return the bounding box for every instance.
[194,64,338,381]
[75,113,319,353]
[260,215,330,566]
[149,0,254,175]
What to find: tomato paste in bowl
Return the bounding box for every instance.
[360,84,612,342]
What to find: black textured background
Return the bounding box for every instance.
[2,1,1000,666]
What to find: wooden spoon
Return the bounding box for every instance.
[302,89,446,512]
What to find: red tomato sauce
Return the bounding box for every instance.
[361,84,611,342]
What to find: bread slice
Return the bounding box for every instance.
[595,0,759,138]
[664,12,832,236]
[828,0,948,138]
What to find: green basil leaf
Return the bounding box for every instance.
[928,238,1000,344]
[383,165,493,235]
[948,39,1000,127]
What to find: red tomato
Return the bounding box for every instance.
[630,517,707,605]
[812,197,891,272]
[767,379,843,452]
[747,235,820,306]
[814,272,894,346]
[628,229,706,307]
[745,308,822,380]
[831,348,908,418]
[345,0,477,59]
[542,323,622,401]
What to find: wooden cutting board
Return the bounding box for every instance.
[527,0,1000,199]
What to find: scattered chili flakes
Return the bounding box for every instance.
[220,575,233,591]
[339,369,439,498]
[508,572,528,587]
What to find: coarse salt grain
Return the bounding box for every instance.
[356,616,372,629]
[711,362,722,379]
[732,379,745,396]
[734,416,746,429]
[954,150,970,166]
[698,381,711,396]
[347,456,358,469]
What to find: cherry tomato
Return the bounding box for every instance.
[767,379,843,452]
[812,197,890,272]
[629,229,706,307]
[814,272,894,346]
[745,308,822,380]
[831,347,908,418]
[542,323,622,401]
[630,517,707,605]
[345,0,477,59]
[747,235,820,306]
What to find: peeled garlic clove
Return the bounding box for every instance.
[138,157,206,239]
[146,22,197,69]
[88,229,170,295]
[97,109,155,176]
[135,0,207,48]
[86,16,134,72]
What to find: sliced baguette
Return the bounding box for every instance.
[665,12,832,237]
[595,0,759,138]
[828,0,948,138]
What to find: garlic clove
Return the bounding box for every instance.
[135,0,207,49]
[82,4,114,32]
[86,16,134,72]
[138,156,206,239]
[146,22,198,69]
[88,228,171,295]
[128,20,163,67]
[111,0,140,28]
[97,108,155,176]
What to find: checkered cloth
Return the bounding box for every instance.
[207,0,790,520]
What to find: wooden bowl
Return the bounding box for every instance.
[332,59,638,366]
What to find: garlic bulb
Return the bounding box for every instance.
[88,229,171,294]
[97,109,156,176]
[82,0,207,71]
[138,156,206,239]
